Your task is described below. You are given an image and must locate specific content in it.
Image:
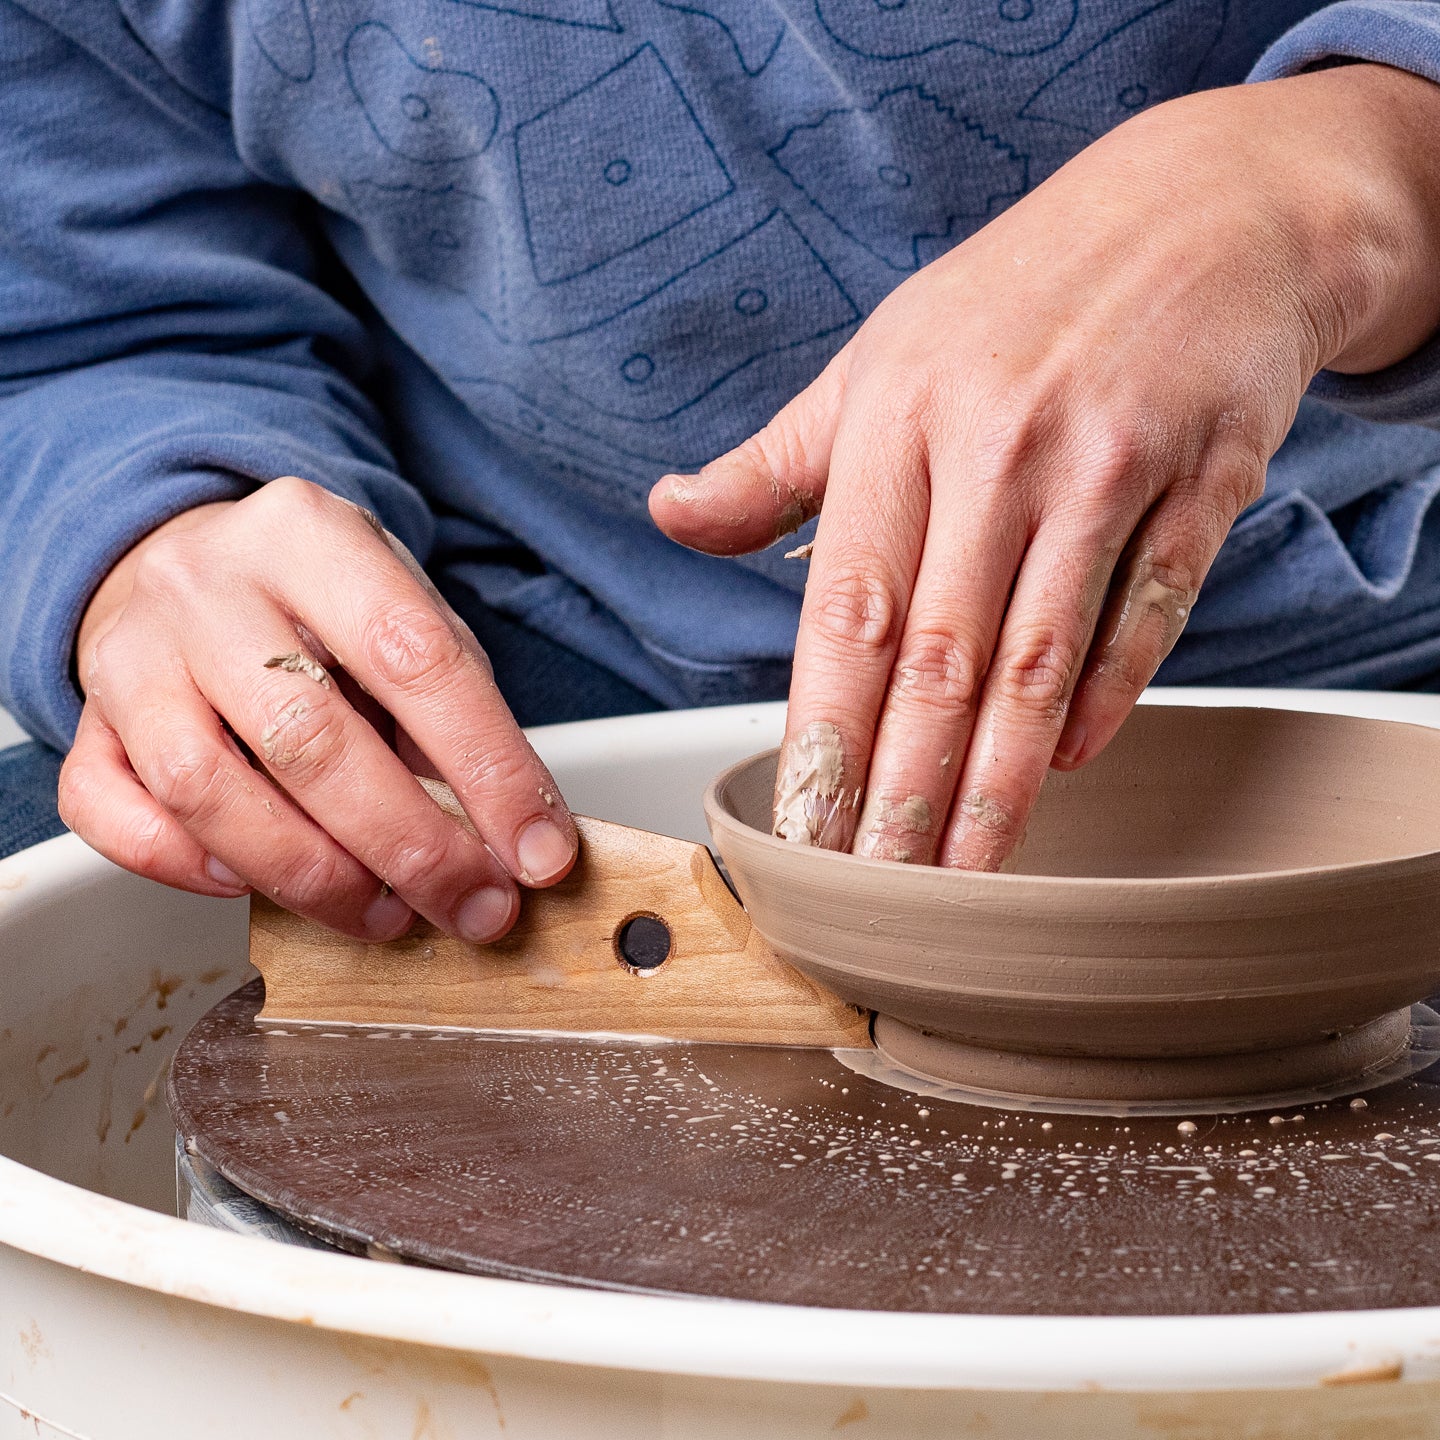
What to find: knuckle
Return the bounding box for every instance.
[1214,460,1266,518]
[857,792,937,865]
[996,628,1080,718]
[957,789,1024,844]
[256,690,351,782]
[452,742,538,804]
[1089,419,1151,482]
[810,566,899,654]
[273,847,354,914]
[376,834,465,895]
[260,474,327,517]
[131,533,201,599]
[115,809,173,877]
[1091,644,1150,697]
[150,740,234,826]
[360,605,467,694]
[1133,554,1199,598]
[866,376,932,435]
[1067,421,1154,508]
[891,630,985,718]
[970,383,1062,478]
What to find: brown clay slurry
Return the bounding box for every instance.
[173,982,1440,1316]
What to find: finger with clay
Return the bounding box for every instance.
[60,477,576,942]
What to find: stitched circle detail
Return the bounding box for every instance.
[620,353,655,384]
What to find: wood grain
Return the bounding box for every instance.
[251,798,870,1048]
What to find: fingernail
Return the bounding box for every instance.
[205,855,248,891]
[1054,724,1086,768]
[363,889,412,940]
[456,885,515,943]
[516,818,575,885]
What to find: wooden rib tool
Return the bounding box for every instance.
[249,782,871,1048]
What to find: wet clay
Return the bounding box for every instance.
[1093,568,1196,675]
[771,720,853,849]
[706,706,1440,1106]
[171,979,1440,1316]
[263,651,329,686]
[872,1009,1414,1108]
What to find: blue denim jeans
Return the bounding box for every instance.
[0,599,660,863]
[0,741,64,859]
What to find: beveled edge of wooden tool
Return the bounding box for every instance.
[249,790,871,1049]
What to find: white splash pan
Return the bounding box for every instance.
[8,690,1440,1439]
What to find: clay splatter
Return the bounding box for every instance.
[264,651,330,686]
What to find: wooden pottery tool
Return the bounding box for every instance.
[169,705,1440,1314]
[249,784,869,1049]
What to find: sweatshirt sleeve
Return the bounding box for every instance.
[1250,2,1440,427]
[0,1,434,750]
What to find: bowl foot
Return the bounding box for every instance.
[871,1008,1415,1112]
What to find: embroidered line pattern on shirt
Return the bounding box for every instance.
[1021,0,1229,135]
[515,43,736,285]
[771,86,1027,272]
[345,21,500,163]
[246,0,315,81]
[530,209,860,422]
[655,0,787,76]
[341,178,508,326]
[444,0,622,31]
[815,0,1080,60]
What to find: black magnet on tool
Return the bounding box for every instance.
[615,914,672,972]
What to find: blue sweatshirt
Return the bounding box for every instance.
[5,0,1440,750]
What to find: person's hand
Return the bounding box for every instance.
[651,64,1440,870]
[59,478,577,940]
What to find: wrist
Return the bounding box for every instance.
[1273,63,1440,376]
[76,501,237,688]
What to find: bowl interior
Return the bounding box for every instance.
[714,705,1440,879]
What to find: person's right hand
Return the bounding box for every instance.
[58,477,577,942]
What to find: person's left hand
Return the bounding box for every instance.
[650,64,1440,870]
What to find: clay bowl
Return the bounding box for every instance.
[703,705,1440,1106]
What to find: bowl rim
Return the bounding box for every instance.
[703,705,1440,891]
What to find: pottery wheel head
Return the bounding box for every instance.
[704,705,1440,1110]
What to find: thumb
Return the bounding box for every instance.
[649,346,849,557]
